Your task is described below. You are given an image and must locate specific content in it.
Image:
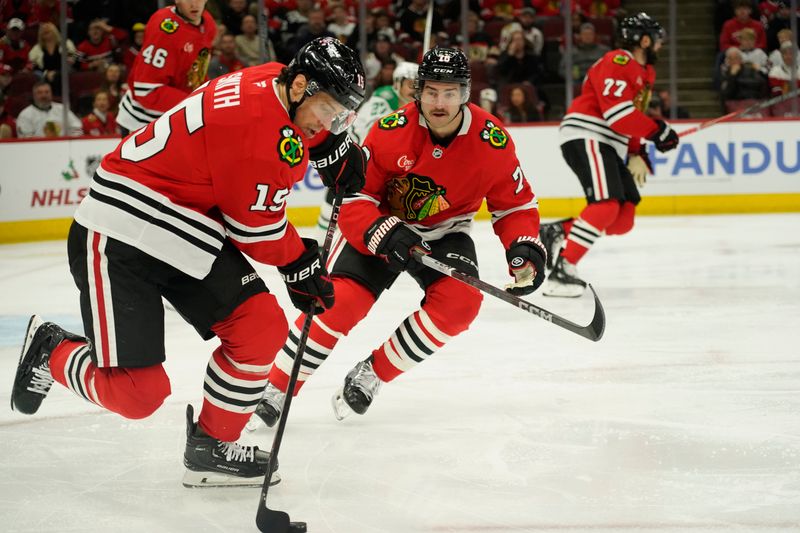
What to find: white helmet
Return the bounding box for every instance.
[393,61,419,91]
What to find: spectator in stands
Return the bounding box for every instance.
[77,19,118,72]
[657,88,691,119]
[559,22,609,90]
[577,0,620,18]
[16,80,82,137]
[479,87,498,115]
[1,2,33,26]
[768,28,795,68]
[517,8,544,57]
[0,18,33,74]
[236,15,263,66]
[286,0,315,36]
[764,1,797,52]
[373,9,397,44]
[289,8,336,56]
[328,4,356,44]
[502,84,541,123]
[455,10,494,62]
[398,0,444,42]
[100,63,127,113]
[221,0,249,36]
[738,27,769,72]
[29,22,77,90]
[720,0,767,51]
[497,29,542,87]
[122,22,146,73]
[81,90,119,136]
[768,41,800,95]
[0,63,13,99]
[31,0,68,27]
[0,93,17,138]
[481,0,522,22]
[208,33,245,79]
[720,46,769,102]
[531,0,562,17]
[364,34,404,87]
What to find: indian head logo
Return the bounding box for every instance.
[387,174,450,221]
[379,110,408,130]
[479,120,508,149]
[277,126,304,167]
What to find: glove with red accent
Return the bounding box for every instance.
[278,238,335,313]
[504,237,547,295]
[308,131,368,195]
[647,119,679,153]
[364,216,431,273]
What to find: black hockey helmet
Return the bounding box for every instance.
[618,12,665,49]
[415,46,471,104]
[283,37,366,132]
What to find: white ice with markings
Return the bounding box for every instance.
[1,214,798,533]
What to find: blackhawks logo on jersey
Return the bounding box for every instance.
[479,120,508,149]
[378,110,408,130]
[160,17,179,34]
[387,174,450,222]
[277,126,304,167]
[612,54,630,65]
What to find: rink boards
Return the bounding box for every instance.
[1,118,798,243]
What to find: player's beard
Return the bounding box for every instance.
[646,47,659,65]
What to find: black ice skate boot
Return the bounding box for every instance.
[11,315,83,415]
[539,219,568,270]
[542,255,587,298]
[246,382,285,431]
[331,357,383,420]
[183,404,280,488]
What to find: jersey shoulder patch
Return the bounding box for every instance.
[276,126,304,167]
[479,119,509,149]
[612,53,631,66]
[378,109,408,130]
[160,17,179,34]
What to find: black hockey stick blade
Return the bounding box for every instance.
[255,504,307,533]
[412,251,605,341]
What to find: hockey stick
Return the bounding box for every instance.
[255,191,345,533]
[411,250,606,342]
[679,87,800,138]
[422,0,434,52]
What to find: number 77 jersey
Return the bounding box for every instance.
[558,49,659,160]
[74,64,307,279]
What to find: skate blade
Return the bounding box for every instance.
[331,388,353,421]
[244,413,263,432]
[182,469,281,488]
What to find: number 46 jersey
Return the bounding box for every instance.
[558,49,659,159]
[75,64,307,280]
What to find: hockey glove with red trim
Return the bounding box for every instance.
[309,131,367,195]
[505,237,547,295]
[278,238,335,313]
[364,216,431,273]
[647,120,679,153]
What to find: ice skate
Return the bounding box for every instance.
[245,382,285,431]
[542,255,587,298]
[331,358,383,421]
[539,219,568,270]
[11,315,81,415]
[183,404,280,488]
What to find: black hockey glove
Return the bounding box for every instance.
[364,216,431,273]
[647,119,679,153]
[278,238,335,314]
[308,131,367,195]
[505,237,547,296]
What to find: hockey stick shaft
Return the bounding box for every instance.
[422,0,434,52]
[679,88,800,138]
[411,251,606,342]
[257,191,344,532]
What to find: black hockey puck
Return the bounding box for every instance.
[289,522,307,532]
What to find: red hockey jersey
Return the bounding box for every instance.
[340,103,540,256]
[75,63,307,279]
[559,49,658,159]
[117,6,216,131]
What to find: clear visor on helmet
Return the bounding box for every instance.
[418,82,469,106]
[307,92,357,135]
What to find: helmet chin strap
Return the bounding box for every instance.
[285,76,308,121]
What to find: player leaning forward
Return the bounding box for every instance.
[11,38,367,487]
[250,47,548,427]
[541,13,680,297]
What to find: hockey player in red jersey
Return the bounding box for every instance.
[116,0,217,134]
[540,12,680,298]
[248,47,547,427]
[11,38,367,487]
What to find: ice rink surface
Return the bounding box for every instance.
[1,214,798,533]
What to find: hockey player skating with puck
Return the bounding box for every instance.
[11,37,367,487]
[249,47,547,427]
[540,13,680,297]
